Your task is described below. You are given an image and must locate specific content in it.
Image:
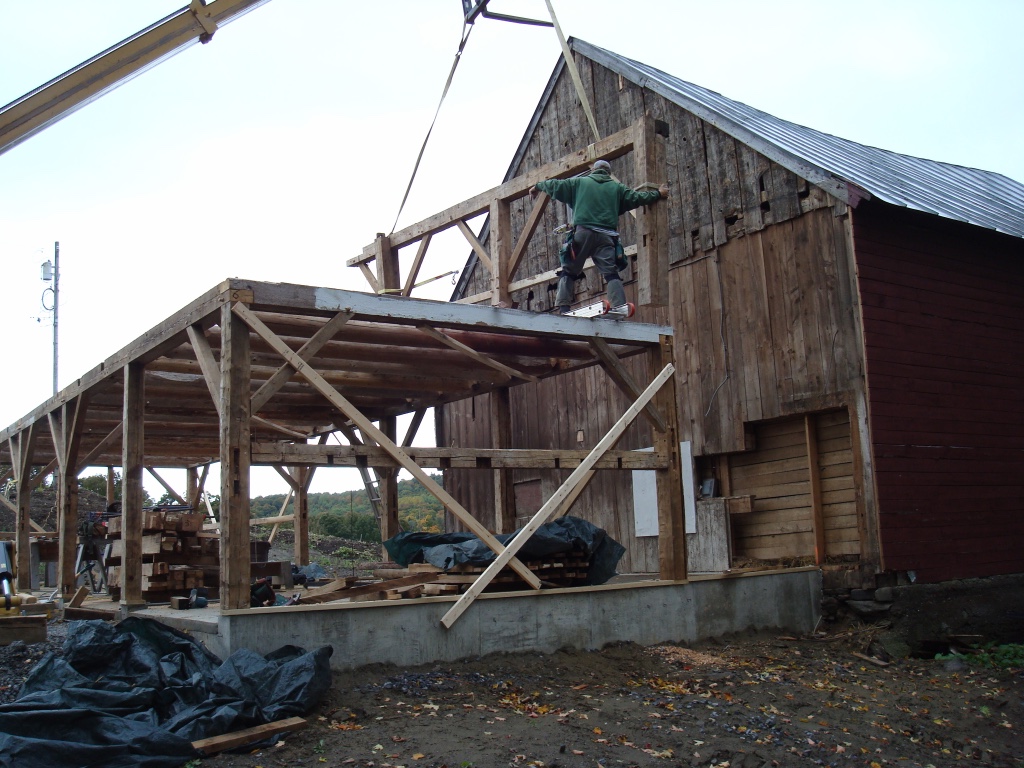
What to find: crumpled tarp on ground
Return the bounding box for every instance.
[0,616,332,768]
[385,515,625,585]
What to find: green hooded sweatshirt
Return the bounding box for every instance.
[535,168,661,232]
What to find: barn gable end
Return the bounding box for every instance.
[443,40,1024,584]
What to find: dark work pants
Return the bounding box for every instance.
[556,225,626,309]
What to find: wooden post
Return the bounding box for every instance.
[105,466,116,507]
[491,387,516,533]
[490,199,512,307]
[634,115,668,307]
[375,233,399,296]
[220,302,252,610]
[51,398,87,598]
[9,424,37,593]
[377,417,401,545]
[652,335,686,580]
[805,414,826,565]
[121,361,146,607]
[292,466,310,566]
[186,466,198,509]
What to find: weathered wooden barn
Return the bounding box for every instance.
[443,39,1024,585]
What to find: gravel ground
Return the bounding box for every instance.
[0,619,67,704]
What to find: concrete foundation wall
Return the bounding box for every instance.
[218,570,821,670]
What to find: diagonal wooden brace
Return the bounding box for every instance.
[232,302,542,590]
[440,362,676,629]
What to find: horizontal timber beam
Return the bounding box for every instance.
[250,443,669,470]
[349,123,638,264]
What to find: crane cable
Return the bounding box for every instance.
[389,20,474,235]
[543,0,600,143]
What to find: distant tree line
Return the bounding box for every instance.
[252,473,445,542]
[67,470,444,542]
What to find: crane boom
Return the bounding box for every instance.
[0,0,272,157]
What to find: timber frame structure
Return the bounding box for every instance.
[0,275,683,619]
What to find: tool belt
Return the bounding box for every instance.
[560,226,628,273]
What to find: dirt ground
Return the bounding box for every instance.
[201,624,1023,768]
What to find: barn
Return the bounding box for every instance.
[442,39,1024,586]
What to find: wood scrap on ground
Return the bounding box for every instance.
[0,615,46,645]
[191,716,306,756]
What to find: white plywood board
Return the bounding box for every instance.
[631,442,696,537]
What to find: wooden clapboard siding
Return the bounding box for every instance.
[728,419,812,560]
[853,202,1024,582]
[724,410,859,562]
[816,410,860,556]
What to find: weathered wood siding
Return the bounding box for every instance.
[443,53,867,572]
[853,202,1024,582]
[438,346,665,574]
[727,411,859,562]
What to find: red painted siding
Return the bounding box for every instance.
[854,201,1024,581]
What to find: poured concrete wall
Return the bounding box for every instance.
[218,570,820,670]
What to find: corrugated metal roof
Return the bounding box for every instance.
[576,39,1024,240]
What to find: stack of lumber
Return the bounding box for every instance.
[289,553,591,606]
[105,509,220,601]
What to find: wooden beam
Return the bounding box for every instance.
[249,443,668,469]
[490,200,511,306]
[417,325,538,384]
[9,423,37,592]
[358,263,379,293]
[193,717,306,757]
[634,115,669,307]
[53,397,88,598]
[375,233,400,295]
[186,323,222,417]
[272,281,670,346]
[456,220,494,275]
[293,465,310,565]
[806,414,826,565]
[652,336,686,580]
[121,362,146,606]
[251,514,295,526]
[402,409,426,448]
[252,415,309,439]
[402,234,432,297]
[491,387,516,534]
[441,363,676,628]
[220,302,252,611]
[377,417,400,545]
[266,487,293,544]
[507,194,550,282]
[589,337,667,433]
[272,464,302,492]
[75,422,124,474]
[145,467,186,505]
[250,310,354,413]
[352,123,638,258]
[0,283,240,447]
[232,302,541,590]
[26,459,58,491]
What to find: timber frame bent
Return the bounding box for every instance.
[0,279,683,624]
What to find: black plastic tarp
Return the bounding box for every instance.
[0,617,332,768]
[384,515,625,585]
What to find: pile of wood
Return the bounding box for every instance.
[106,509,219,601]
[289,553,591,606]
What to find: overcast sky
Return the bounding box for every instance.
[2,0,1021,499]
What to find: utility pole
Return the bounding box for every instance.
[52,241,59,395]
[40,240,59,395]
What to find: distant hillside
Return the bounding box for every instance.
[251,473,444,542]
